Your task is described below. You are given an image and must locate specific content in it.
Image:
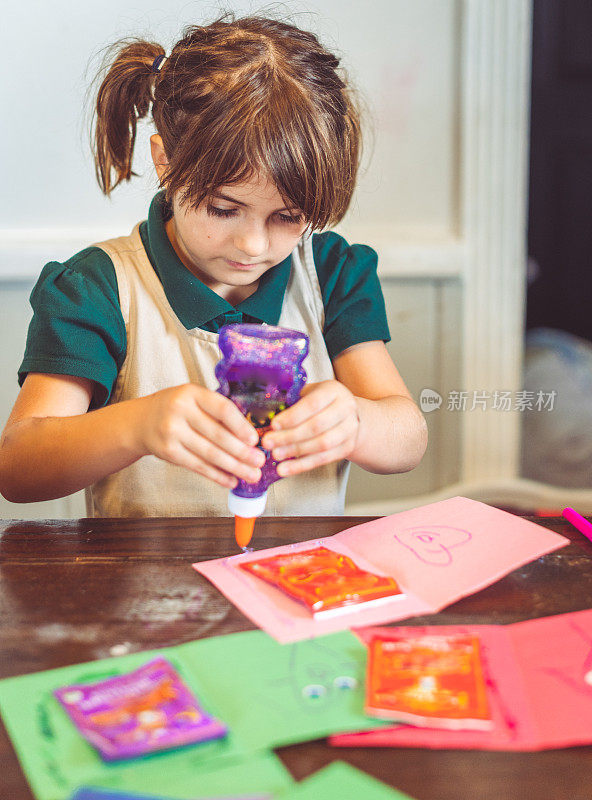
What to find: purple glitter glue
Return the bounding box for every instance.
[54,658,227,761]
[216,324,309,532]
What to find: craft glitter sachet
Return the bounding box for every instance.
[240,546,405,617]
[365,632,492,730]
[54,658,228,760]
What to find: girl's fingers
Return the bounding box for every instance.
[270,415,356,460]
[179,424,263,483]
[269,384,335,432]
[276,441,354,477]
[163,442,239,489]
[193,387,259,446]
[185,404,265,469]
[261,402,348,450]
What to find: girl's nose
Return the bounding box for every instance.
[233,221,269,258]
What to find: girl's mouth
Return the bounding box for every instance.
[226,259,262,270]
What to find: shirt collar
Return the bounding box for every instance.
[139,191,292,330]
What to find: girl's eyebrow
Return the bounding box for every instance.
[212,191,299,213]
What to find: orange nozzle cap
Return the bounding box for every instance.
[235,515,256,549]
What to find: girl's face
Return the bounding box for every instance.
[161,182,307,304]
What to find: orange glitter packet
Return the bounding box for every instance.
[239,546,403,615]
[365,632,492,730]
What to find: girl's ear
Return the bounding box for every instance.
[150,134,169,183]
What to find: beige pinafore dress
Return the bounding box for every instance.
[85,224,350,517]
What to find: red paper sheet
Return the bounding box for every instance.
[330,609,592,751]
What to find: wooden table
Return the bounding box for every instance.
[2,515,592,800]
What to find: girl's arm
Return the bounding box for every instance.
[333,340,427,473]
[0,373,143,502]
[0,373,264,503]
[261,341,428,476]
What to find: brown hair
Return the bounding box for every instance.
[90,12,364,231]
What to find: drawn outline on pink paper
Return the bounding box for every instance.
[541,619,592,696]
[394,525,473,566]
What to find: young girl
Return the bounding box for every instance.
[0,13,427,517]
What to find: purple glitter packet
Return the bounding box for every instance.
[54,658,227,761]
[215,324,309,501]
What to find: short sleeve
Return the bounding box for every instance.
[312,231,391,359]
[18,247,126,409]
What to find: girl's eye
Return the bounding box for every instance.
[279,213,304,225]
[208,206,303,225]
[208,206,236,219]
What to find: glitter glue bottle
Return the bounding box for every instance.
[215,323,309,549]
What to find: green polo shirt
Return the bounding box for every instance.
[18,191,390,409]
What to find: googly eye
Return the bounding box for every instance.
[62,690,84,704]
[302,683,327,700]
[333,675,358,690]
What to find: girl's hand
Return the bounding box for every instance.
[136,384,265,488]
[261,380,360,477]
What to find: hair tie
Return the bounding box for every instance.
[151,54,167,73]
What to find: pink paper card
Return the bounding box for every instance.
[193,497,568,643]
[331,609,592,751]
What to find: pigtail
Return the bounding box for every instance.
[91,39,165,195]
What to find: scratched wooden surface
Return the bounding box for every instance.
[2,515,592,800]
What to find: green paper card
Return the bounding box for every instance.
[278,762,417,800]
[181,630,380,751]
[0,647,244,800]
[124,752,289,795]
[0,630,380,800]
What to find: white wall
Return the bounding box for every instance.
[0,0,459,269]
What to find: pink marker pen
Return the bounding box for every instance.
[562,507,592,544]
